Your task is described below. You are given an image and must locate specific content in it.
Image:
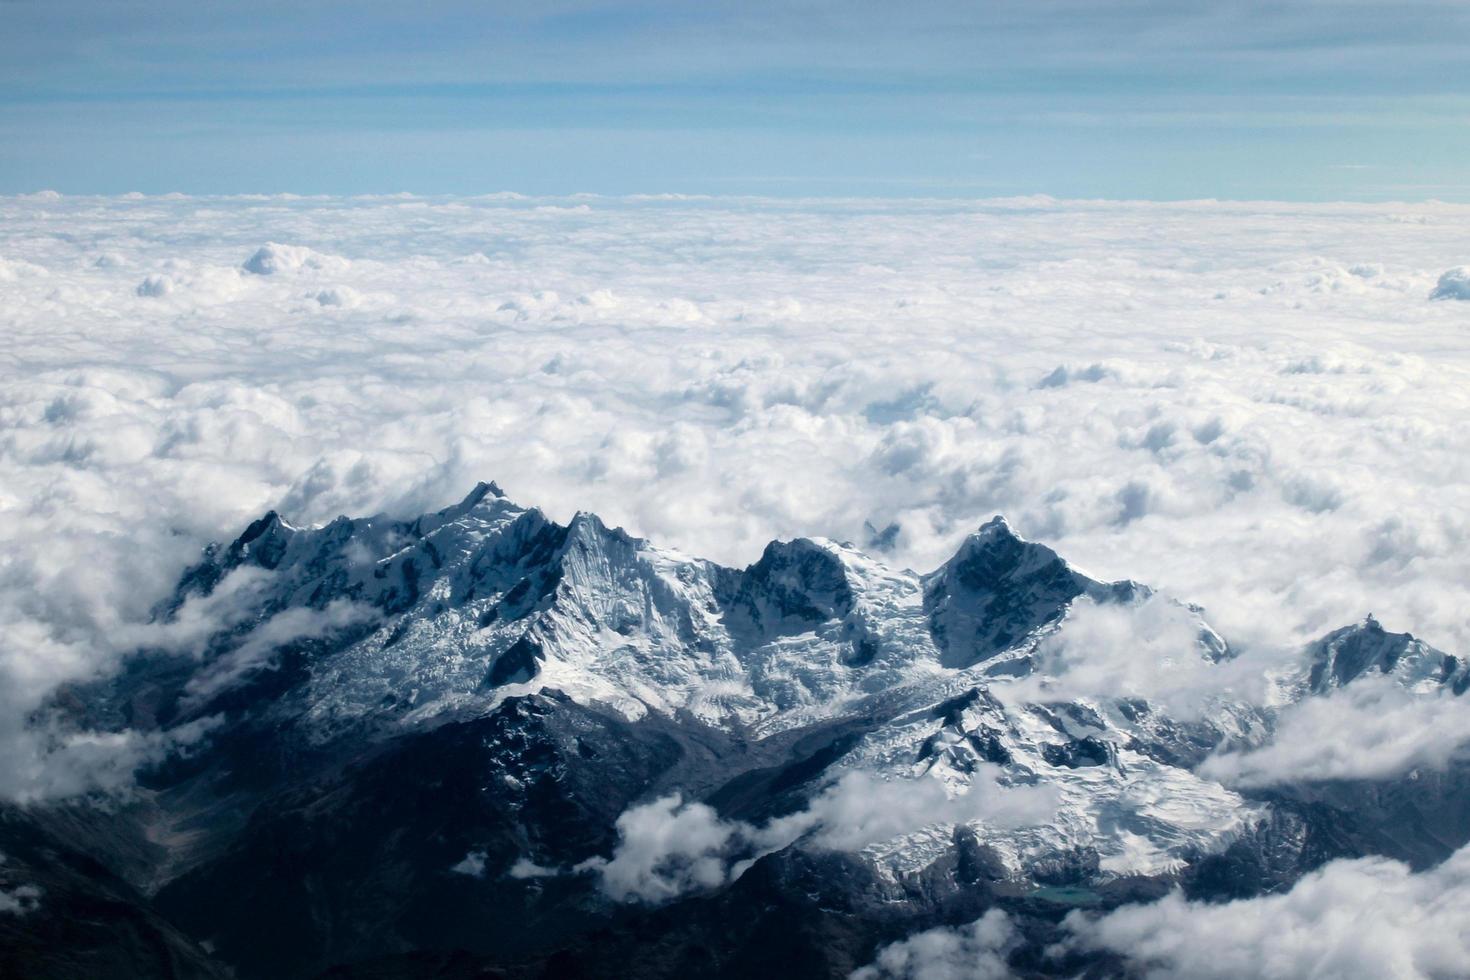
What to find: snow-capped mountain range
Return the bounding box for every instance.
[3,483,1466,979]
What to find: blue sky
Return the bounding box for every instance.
[2,0,1468,199]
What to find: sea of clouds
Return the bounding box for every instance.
[2,190,1468,802]
[852,840,1470,979]
[4,189,1470,974]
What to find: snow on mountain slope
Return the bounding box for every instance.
[167,481,945,736]
[136,482,1299,885]
[165,485,1138,740]
[1299,614,1470,696]
[20,481,1469,979]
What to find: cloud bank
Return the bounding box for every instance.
[1064,843,1470,979]
[1004,594,1275,721]
[1,193,1468,801]
[1201,676,1470,787]
[858,840,1470,980]
[582,768,1056,903]
[1430,267,1470,301]
[851,909,1017,980]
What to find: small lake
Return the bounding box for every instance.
[1026,886,1103,906]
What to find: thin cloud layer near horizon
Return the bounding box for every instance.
[3,0,1469,199]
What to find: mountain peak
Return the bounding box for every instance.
[567,509,624,537]
[466,480,506,504]
[945,516,1068,587]
[975,514,1020,539]
[720,537,856,638]
[236,508,283,540]
[438,479,510,517]
[226,509,297,569]
[1305,616,1460,694]
[924,517,1125,669]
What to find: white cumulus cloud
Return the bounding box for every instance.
[1062,843,1470,979]
[1201,676,1470,787]
[2,193,1469,801]
[1429,266,1470,301]
[1003,594,1273,720]
[581,767,1056,903]
[851,909,1018,980]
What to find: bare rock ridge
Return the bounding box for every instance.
[1307,614,1470,694]
[922,515,1150,669]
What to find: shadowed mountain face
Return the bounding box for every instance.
[1305,615,1470,695]
[922,516,1149,670]
[2,484,1464,979]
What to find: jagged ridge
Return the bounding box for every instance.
[12,482,1462,980]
